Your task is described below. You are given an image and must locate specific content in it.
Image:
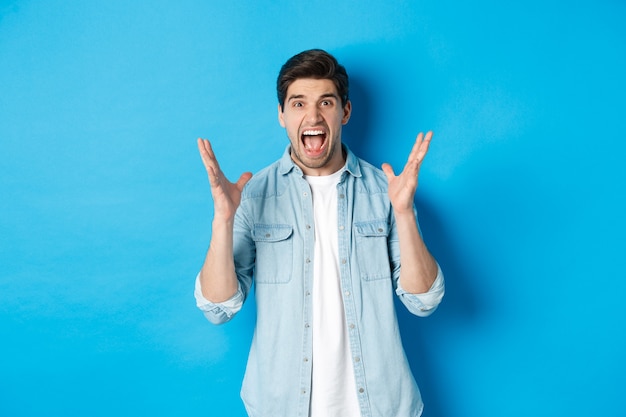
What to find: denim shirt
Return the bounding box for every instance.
[195,145,445,417]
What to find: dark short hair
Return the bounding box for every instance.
[277,49,349,109]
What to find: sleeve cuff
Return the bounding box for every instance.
[395,263,445,317]
[194,273,244,324]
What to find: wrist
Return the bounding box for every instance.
[393,207,416,222]
[212,217,235,232]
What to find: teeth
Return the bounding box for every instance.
[302,130,325,136]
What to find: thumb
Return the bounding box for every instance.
[236,172,253,191]
[381,163,395,181]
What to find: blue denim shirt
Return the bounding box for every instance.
[196,145,445,417]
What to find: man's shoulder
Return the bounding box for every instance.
[251,155,287,181]
[356,156,384,176]
[241,157,287,198]
[352,156,389,192]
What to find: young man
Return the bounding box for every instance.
[195,49,445,417]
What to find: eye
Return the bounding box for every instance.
[321,100,333,106]
[293,101,303,108]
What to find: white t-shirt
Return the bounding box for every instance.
[305,169,361,417]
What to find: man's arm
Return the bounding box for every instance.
[382,132,438,294]
[393,211,439,293]
[197,138,252,302]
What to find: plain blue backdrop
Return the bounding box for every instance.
[1,1,625,416]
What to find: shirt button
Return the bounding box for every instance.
[305,258,311,263]
[304,357,309,362]
[341,259,347,264]
[305,323,310,328]
[306,224,311,230]
[302,389,307,395]
[339,225,344,230]
[354,357,360,362]
[303,192,308,197]
[349,323,355,329]
[265,233,271,238]
[344,291,351,297]
[339,194,345,199]
[359,388,365,393]
[378,228,384,233]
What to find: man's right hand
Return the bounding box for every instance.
[197,138,253,222]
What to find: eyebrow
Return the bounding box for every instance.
[287,93,339,102]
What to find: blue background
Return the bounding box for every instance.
[1,1,625,416]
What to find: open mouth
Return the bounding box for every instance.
[301,129,327,157]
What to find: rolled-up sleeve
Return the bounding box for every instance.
[395,263,445,317]
[194,273,245,324]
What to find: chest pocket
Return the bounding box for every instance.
[354,219,391,281]
[252,224,294,284]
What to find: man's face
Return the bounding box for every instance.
[278,78,351,176]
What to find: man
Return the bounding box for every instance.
[195,49,444,417]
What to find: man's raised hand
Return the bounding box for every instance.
[197,138,253,221]
[381,131,433,215]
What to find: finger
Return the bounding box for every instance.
[381,162,396,181]
[405,131,432,169]
[198,138,217,163]
[398,132,429,180]
[199,141,224,190]
[206,164,221,189]
[415,131,433,162]
[197,138,223,176]
[235,172,254,191]
[197,138,212,166]
[401,134,423,174]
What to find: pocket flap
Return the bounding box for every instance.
[354,220,389,237]
[252,224,293,242]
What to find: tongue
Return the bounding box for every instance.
[304,135,324,152]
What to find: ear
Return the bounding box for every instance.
[278,104,286,127]
[341,100,352,125]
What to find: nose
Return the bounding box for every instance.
[305,107,322,124]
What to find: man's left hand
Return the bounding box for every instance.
[382,131,433,215]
